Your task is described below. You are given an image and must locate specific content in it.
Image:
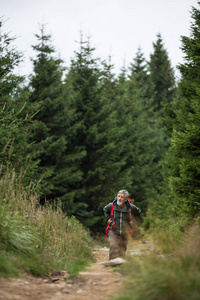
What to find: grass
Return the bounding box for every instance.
[0,252,19,278]
[114,222,200,300]
[0,168,94,278]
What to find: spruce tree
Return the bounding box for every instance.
[64,36,102,218]
[114,64,137,193]
[64,37,128,229]
[0,18,24,106]
[148,35,178,214]
[27,25,84,206]
[98,59,132,201]
[0,19,35,184]
[149,33,177,134]
[164,2,200,216]
[124,48,165,211]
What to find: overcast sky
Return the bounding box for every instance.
[1,0,198,78]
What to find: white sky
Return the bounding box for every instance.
[0,0,198,78]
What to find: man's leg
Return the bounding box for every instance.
[108,230,128,260]
[118,235,128,258]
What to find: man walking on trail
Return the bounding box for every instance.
[103,189,141,260]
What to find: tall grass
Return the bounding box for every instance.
[0,169,94,278]
[115,220,200,300]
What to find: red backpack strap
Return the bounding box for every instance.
[110,204,114,229]
[105,204,114,237]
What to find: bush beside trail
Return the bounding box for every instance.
[114,219,200,300]
[0,169,94,278]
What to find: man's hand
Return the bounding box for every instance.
[107,218,112,225]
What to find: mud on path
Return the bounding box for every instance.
[0,240,153,300]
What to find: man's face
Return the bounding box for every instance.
[117,193,126,207]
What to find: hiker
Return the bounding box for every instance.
[103,189,141,260]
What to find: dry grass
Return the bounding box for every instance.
[115,222,200,300]
[0,169,93,277]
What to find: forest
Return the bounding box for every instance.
[1,4,200,231]
[0,2,200,297]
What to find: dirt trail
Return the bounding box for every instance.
[0,240,153,300]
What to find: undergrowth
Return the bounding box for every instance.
[0,169,94,278]
[114,218,200,300]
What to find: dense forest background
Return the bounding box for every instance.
[1,2,200,234]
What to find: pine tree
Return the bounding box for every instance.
[148,35,178,214]
[164,2,200,216]
[0,19,35,184]
[123,48,165,211]
[64,36,102,217]
[149,33,177,134]
[0,18,24,106]
[27,25,84,206]
[64,37,129,229]
[97,58,132,201]
[114,63,138,193]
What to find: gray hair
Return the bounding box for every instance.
[117,189,129,199]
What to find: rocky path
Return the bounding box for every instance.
[0,240,153,300]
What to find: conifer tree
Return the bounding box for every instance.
[148,35,178,213]
[123,48,165,211]
[115,49,159,211]
[27,25,83,206]
[98,59,132,200]
[64,37,128,228]
[164,2,200,216]
[0,19,35,184]
[64,36,102,219]
[0,18,24,106]
[149,34,177,134]
[115,64,137,193]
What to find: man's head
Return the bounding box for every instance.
[117,189,129,207]
[118,189,129,199]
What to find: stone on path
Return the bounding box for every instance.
[98,257,126,267]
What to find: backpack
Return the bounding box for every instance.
[105,198,134,237]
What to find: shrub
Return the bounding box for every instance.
[0,168,94,277]
[115,222,200,300]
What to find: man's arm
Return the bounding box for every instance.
[103,203,113,220]
[130,203,141,216]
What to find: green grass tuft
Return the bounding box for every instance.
[115,223,200,300]
[0,251,19,278]
[0,169,94,278]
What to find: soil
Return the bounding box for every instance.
[0,240,153,300]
